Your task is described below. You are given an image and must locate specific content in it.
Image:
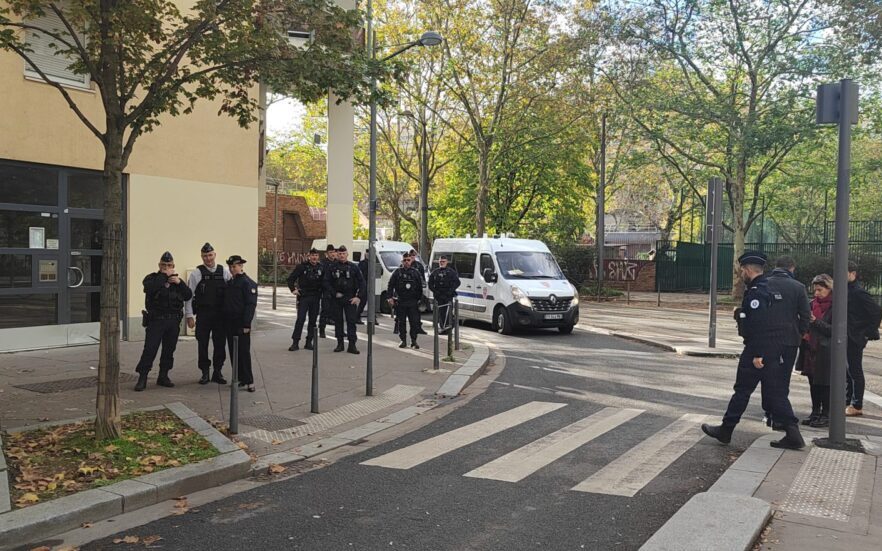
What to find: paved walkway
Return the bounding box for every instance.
[0,287,474,460]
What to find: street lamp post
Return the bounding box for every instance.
[267,181,280,310]
[364,10,442,396]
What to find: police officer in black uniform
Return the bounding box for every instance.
[224,255,258,392]
[429,255,461,331]
[324,245,365,354]
[701,251,805,450]
[318,244,337,339]
[186,243,231,385]
[388,253,425,348]
[134,252,192,391]
[409,249,428,335]
[287,248,324,351]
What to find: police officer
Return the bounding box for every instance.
[318,244,337,339]
[409,249,428,335]
[287,248,324,351]
[429,255,461,331]
[324,245,365,354]
[223,255,258,392]
[388,253,425,349]
[134,252,192,391]
[763,256,810,429]
[185,243,232,385]
[701,251,805,450]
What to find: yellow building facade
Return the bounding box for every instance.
[0,27,261,351]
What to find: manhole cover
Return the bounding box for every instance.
[13,373,138,394]
[239,414,305,431]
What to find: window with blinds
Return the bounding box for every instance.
[23,10,90,88]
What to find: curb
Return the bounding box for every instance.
[579,324,741,358]
[0,434,9,515]
[640,433,781,551]
[0,403,249,551]
[248,341,493,476]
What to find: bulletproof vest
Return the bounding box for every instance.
[396,267,421,300]
[146,274,187,315]
[299,262,324,294]
[331,263,356,294]
[740,276,788,344]
[433,268,453,291]
[195,265,225,311]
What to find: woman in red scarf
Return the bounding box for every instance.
[796,274,834,427]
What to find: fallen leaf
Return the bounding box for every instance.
[236,441,248,450]
[47,482,57,491]
[104,444,119,452]
[271,439,283,445]
[81,522,93,528]
[17,493,39,505]
[28,546,50,551]
[173,497,188,509]
[123,535,139,544]
[77,465,101,476]
[56,546,79,551]
[142,535,163,545]
[268,464,286,474]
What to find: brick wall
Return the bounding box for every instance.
[258,193,326,265]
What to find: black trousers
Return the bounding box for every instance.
[333,299,359,343]
[846,340,866,409]
[807,375,831,416]
[723,348,798,428]
[319,292,333,329]
[195,309,226,374]
[397,301,421,342]
[136,317,181,375]
[762,345,797,422]
[225,321,253,385]
[293,294,320,342]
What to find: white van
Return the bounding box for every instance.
[311,239,427,313]
[429,237,579,334]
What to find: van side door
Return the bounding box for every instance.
[451,251,477,317]
[475,252,498,320]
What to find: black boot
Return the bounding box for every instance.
[157,373,175,388]
[399,340,408,348]
[304,336,314,350]
[134,372,148,392]
[771,421,786,432]
[801,413,819,426]
[809,415,829,428]
[417,327,427,335]
[288,341,300,351]
[211,370,227,385]
[701,424,733,444]
[411,340,420,350]
[334,340,344,352]
[198,369,210,385]
[347,342,360,355]
[319,326,326,339]
[771,424,805,450]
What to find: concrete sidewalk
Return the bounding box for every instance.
[0,288,480,463]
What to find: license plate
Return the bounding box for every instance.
[544,314,563,320]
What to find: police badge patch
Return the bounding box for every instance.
[750,299,760,309]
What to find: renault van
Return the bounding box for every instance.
[429,237,579,334]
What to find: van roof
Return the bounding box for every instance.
[431,237,550,254]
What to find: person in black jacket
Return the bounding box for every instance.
[795,274,834,427]
[287,248,324,351]
[324,246,365,354]
[845,261,882,416]
[764,256,811,429]
[224,255,258,392]
[134,251,193,391]
[318,245,337,339]
[388,253,425,348]
[428,255,461,331]
[702,251,804,450]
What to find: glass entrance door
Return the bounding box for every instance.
[0,160,105,351]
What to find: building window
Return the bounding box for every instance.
[23,9,90,89]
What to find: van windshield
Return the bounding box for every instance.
[379,251,424,270]
[495,251,564,280]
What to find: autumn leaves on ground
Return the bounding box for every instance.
[2,410,217,509]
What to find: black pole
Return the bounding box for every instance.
[597,112,606,300]
[272,183,279,310]
[454,297,461,351]
[311,334,319,414]
[229,336,239,434]
[433,299,439,370]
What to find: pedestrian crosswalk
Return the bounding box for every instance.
[361,402,711,498]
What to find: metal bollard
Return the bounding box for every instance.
[447,302,454,359]
[454,297,461,351]
[311,325,319,413]
[229,336,239,435]
[433,299,440,370]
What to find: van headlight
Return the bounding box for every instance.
[570,284,579,306]
[511,286,532,308]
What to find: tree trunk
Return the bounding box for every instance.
[730,174,747,300]
[476,145,490,236]
[95,129,125,440]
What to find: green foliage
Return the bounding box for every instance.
[551,244,597,290]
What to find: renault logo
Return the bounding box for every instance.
[549,294,557,304]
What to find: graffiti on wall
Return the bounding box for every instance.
[588,260,649,282]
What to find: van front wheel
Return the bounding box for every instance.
[493,306,513,335]
[558,324,574,334]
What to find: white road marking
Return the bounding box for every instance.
[464,407,644,482]
[572,413,709,497]
[361,401,567,470]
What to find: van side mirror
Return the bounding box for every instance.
[483,268,497,283]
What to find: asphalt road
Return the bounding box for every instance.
[72,322,878,551]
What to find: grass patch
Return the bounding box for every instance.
[2,409,219,509]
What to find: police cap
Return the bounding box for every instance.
[226,255,247,265]
[737,250,767,267]
[309,248,320,254]
[439,255,450,261]
[160,251,173,263]
[201,242,214,253]
[336,245,347,253]
[326,244,336,252]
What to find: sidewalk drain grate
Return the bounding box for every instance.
[239,414,305,431]
[13,374,138,394]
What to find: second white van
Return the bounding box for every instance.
[429,237,579,334]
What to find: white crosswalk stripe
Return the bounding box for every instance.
[464,407,644,483]
[361,401,567,470]
[571,413,709,497]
